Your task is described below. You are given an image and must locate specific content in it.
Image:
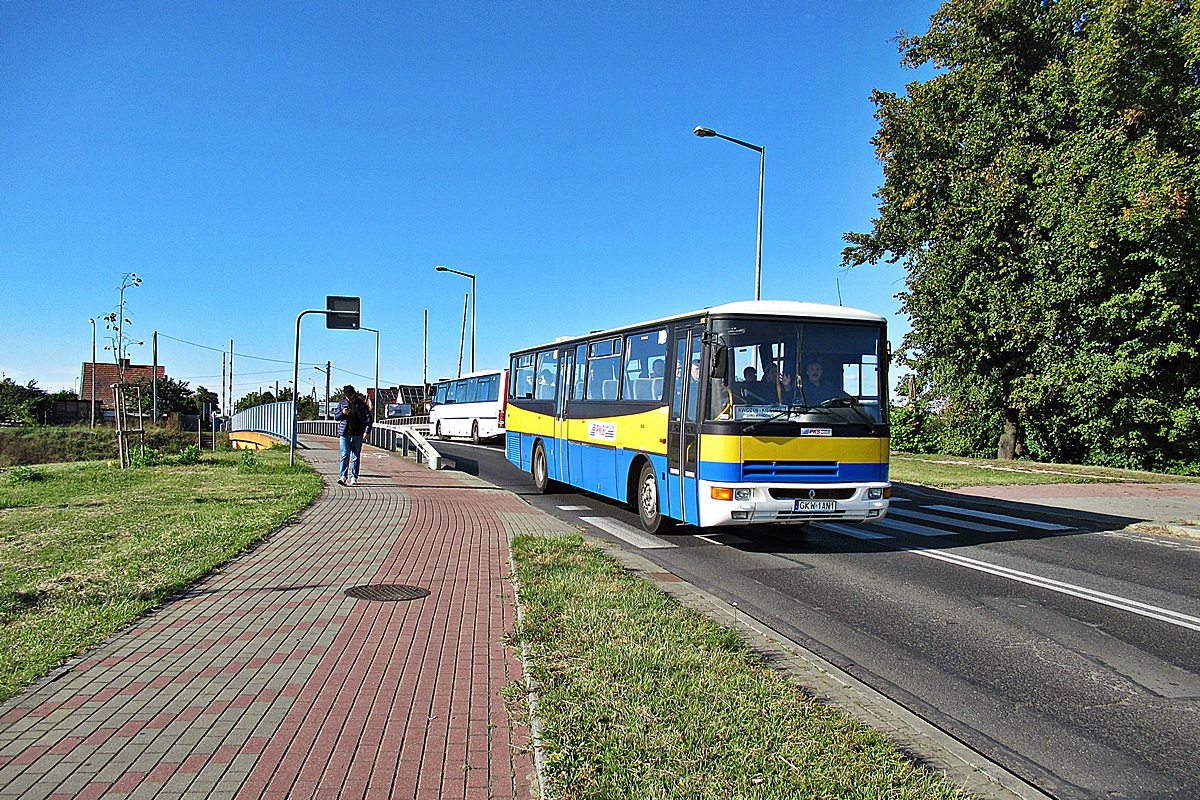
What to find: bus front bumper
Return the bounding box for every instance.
[697,481,890,527]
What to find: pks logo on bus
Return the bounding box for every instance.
[588,422,617,442]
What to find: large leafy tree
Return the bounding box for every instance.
[844,0,1200,470]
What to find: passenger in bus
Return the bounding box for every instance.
[801,360,843,405]
[536,369,555,400]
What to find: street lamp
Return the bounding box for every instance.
[694,126,765,301]
[361,327,380,416]
[435,266,476,373]
[88,321,96,431]
[313,364,331,419]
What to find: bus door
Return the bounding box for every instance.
[668,326,704,524]
[553,346,573,484]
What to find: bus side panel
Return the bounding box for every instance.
[505,431,524,469]
[579,443,620,498]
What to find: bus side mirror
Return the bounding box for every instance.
[711,345,729,382]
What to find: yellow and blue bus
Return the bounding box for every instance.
[504,300,891,532]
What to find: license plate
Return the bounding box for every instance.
[795,500,836,512]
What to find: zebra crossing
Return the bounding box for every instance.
[815,500,1073,541]
[561,498,1074,549]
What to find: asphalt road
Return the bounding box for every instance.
[436,439,1200,800]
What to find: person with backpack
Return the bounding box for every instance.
[334,384,372,486]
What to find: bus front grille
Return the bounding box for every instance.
[768,487,857,501]
[743,461,839,480]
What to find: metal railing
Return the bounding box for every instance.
[231,402,442,469]
[229,401,293,443]
[296,419,442,470]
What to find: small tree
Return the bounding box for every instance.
[102,273,143,379]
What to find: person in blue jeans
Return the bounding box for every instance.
[334,384,372,486]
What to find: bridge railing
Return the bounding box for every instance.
[229,401,293,443]
[295,419,442,470]
[230,403,441,469]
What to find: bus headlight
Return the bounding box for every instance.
[734,488,753,501]
[867,487,884,500]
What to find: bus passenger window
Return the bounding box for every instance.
[573,344,587,400]
[535,351,558,401]
[622,329,668,402]
[511,355,535,399]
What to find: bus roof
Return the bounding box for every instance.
[513,300,886,354]
[434,368,505,383]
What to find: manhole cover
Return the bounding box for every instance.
[344,584,430,602]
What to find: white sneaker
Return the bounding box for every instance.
[349,477,357,486]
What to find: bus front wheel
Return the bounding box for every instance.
[471,421,481,445]
[637,461,669,533]
[532,443,552,493]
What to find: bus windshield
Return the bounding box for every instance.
[710,317,885,425]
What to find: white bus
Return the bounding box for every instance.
[429,369,509,444]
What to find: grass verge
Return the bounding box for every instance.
[0,448,322,702]
[890,453,1199,488]
[510,533,966,800]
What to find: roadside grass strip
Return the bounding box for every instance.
[509,534,967,800]
[890,454,1197,488]
[0,449,322,702]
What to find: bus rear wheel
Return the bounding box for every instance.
[434,422,443,440]
[532,443,553,493]
[637,461,669,533]
[471,421,481,445]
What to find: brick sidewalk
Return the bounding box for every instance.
[0,437,549,800]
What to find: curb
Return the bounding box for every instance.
[590,537,1054,800]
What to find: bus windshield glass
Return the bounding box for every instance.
[710,317,884,424]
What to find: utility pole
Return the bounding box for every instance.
[229,339,234,415]
[152,331,158,424]
[325,361,332,420]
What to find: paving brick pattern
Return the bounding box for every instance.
[0,438,541,800]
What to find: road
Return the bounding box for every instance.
[435,440,1200,800]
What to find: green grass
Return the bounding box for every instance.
[0,448,322,702]
[0,425,212,467]
[890,453,1199,488]
[510,534,966,800]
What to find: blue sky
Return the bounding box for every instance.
[1,0,939,406]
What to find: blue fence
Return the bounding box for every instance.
[230,401,441,467]
[229,401,293,443]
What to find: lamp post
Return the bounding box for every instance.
[435,266,476,373]
[362,327,380,416]
[694,126,764,301]
[88,318,96,427]
[313,364,331,419]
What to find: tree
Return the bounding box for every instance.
[190,386,220,416]
[0,377,51,424]
[844,0,1200,471]
[102,273,143,379]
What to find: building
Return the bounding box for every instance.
[80,360,165,422]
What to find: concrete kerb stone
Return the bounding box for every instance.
[490,477,1053,800]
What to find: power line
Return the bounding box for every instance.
[156,331,323,367]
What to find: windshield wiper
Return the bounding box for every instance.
[816,396,878,431]
[743,396,877,435]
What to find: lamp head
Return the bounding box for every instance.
[435,266,448,272]
[694,126,717,137]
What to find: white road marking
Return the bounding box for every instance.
[924,505,1072,531]
[695,532,751,546]
[912,547,1200,633]
[817,523,893,540]
[557,505,591,511]
[888,507,1013,534]
[581,517,678,549]
[872,518,957,537]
